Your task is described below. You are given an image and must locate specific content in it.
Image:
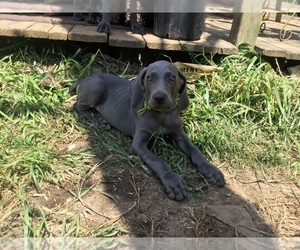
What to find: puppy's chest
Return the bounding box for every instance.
[148,112,181,134]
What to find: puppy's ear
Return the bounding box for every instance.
[177,71,189,111]
[129,67,147,111]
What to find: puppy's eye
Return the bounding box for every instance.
[170,75,176,81]
[147,75,153,81]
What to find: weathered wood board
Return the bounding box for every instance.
[48,24,73,40]
[23,23,56,39]
[0,20,34,37]
[255,39,287,58]
[68,25,107,43]
[109,30,145,48]
[143,32,238,55]
[143,33,187,51]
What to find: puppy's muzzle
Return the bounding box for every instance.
[153,92,168,104]
[149,91,175,111]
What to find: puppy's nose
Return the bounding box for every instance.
[153,92,167,104]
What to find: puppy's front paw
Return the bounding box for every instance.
[199,163,225,187]
[97,21,111,34]
[160,172,187,201]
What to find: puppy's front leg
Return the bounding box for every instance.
[173,132,225,187]
[97,0,112,34]
[98,13,112,34]
[130,130,187,201]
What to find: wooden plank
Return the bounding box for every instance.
[109,30,145,48]
[143,33,183,50]
[48,24,73,40]
[255,39,287,58]
[68,25,107,43]
[180,36,218,54]
[144,33,210,52]
[23,23,55,39]
[143,33,217,52]
[201,32,239,55]
[286,52,300,60]
[143,31,238,55]
[264,40,300,60]
[0,20,34,37]
[181,32,238,55]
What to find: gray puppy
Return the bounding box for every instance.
[70,61,225,201]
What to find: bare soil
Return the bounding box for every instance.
[28,133,300,238]
[1,86,299,238]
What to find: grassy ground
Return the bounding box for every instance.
[0,42,299,237]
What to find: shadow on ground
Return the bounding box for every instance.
[48,105,277,238]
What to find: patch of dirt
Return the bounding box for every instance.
[30,186,72,209]
[26,154,300,237]
[2,129,299,238]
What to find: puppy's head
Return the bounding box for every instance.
[130,61,188,113]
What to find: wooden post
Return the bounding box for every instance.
[229,0,263,47]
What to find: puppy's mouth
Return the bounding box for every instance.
[137,100,176,115]
[150,102,177,112]
[152,107,172,112]
[143,92,177,113]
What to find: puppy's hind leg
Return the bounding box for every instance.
[73,102,106,128]
[73,76,107,128]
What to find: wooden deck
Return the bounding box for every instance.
[206,13,300,60]
[0,13,299,60]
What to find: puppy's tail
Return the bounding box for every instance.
[69,80,82,95]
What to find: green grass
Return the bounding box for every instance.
[0,42,299,237]
[190,47,300,172]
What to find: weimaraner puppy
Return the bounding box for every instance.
[70,61,225,201]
